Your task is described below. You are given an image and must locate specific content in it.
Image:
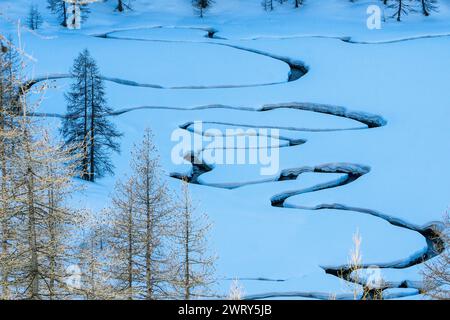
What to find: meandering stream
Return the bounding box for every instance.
[25,26,445,300]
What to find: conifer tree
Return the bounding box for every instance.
[389,0,413,21]
[73,209,115,299]
[9,102,81,299]
[192,0,214,18]
[173,180,215,299]
[27,5,43,30]
[294,0,303,8]
[109,129,173,300]
[262,0,274,11]
[116,0,134,12]
[109,178,139,299]
[0,39,21,300]
[418,0,438,16]
[62,49,121,182]
[117,0,124,12]
[47,0,69,27]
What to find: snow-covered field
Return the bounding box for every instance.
[1,0,449,299]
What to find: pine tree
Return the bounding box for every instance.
[192,0,214,18]
[173,180,215,299]
[9,104,81,299]
[27,5,43,30]
[117,0,124,12]
[418,0,438,16]
[109,178,139,299]
[48,0,92,28]
[47,0,68,27]
[65,0,93,29]
[62,49,121,182]
[294,0,303,9]
[389,0,413,21]
[0,39,21,300]
[115,0,134,12]
[73,209,115,299]
[109,129,174,300]
[262,0,274,11]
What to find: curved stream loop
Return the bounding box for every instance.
[168,103,444,300]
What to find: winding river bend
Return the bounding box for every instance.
[27,26,445,300]
[168,103,443,299]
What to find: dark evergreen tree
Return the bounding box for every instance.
[62,49,121,182]
[294,0,303,8]
[192,0,214,18]
[27,5,43,30]
[262,0,274,11]
[47,0,68,27]
[115,0,133,12]
[47,0,90,27]
[418,0,438,16]
[388,0,413,21]
[117,0,124,12]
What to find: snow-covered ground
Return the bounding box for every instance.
[2,0,450,299]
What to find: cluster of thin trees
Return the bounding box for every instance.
[262,0,303,11]
[378,0,438,21]
[0,40,216,300]
[29,0,439,27]
[44,0,214,24]
[264,0,438,19]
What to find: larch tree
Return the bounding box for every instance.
[418,0,438,16]
[173,180,216,299]
[26,5,44,31]
[228,278,244,300]
[47,0,94,28]
[116,0,133,12]
[192,0,214,18]
[117,0,124,12]
[47,0,69,27]
[73,209,116,300]
[422,212,450,300]
[9,97,81,299]
[262,0,274,11]
[109,177,139,300]
[0,36,86,300]
[0,39,21,300]
[294,0,303,9]
[131,129,174,299]
[110,129,174,300]
[388,0,413,21]
[62,49,121,182]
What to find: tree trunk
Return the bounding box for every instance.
[117,0,124,12]
[83,62,89,180]
[25,129,39,299]
[0,80,10,299]
[184,204,190,299]
[397,0,402,21]
[48,171,56,299]
[127,190,133,300]
[145,165,153,300]
[89,74,95,182]
[62,2,68,27]
[422,0,430,16]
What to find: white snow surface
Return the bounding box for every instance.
[2,0,450,299]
